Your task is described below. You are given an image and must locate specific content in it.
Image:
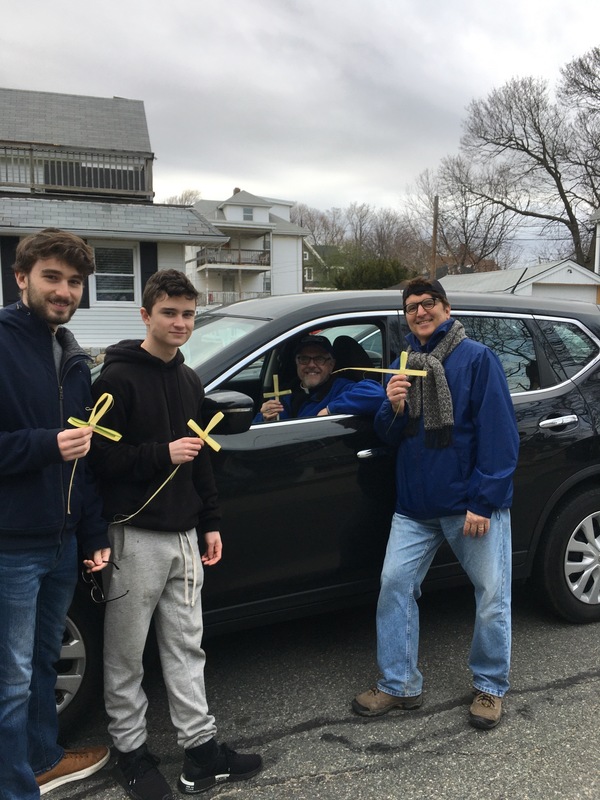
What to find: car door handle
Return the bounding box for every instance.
[538,414,578,429]
[357,448,390,459]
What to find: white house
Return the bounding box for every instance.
[439,260,600,304]
[188,189,308,305]
[0,87,227,350]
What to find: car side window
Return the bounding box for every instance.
[456,315,538,393]
[535,319,599,379]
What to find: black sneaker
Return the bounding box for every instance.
[178,739,262,794]
[114,744,173,800]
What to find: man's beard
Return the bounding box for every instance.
[24,285,78,325]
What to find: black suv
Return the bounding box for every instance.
[57,290,600,729]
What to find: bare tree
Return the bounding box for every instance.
[160,189,202,205]
[368,207,409,261]
[416,158,521,271]
[345,202,374,255]
[291,204,347,249]
[559,46,600,110]
[323,207,348,248]
[460,67,598,267]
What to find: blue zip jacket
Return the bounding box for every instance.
[374,319,519,520]
[254,375,385,422]
[0,302,108,552]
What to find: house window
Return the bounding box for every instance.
[304,267,314,282]
[243,207,254,221]
[303,251,309,261]
[91,244,137,303]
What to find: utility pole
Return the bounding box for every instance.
[430,195,439,281]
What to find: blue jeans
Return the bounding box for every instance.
[376,511,512,699]
[0,536,77,800]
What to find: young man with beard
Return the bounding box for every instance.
[89,269,262,800]
[0,228,111,798]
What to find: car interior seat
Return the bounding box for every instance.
[332,335,376,381]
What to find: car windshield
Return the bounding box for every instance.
[180,313,269,370]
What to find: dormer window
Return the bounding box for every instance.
[243,207,254,221]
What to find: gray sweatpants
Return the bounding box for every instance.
[103,524,217,753]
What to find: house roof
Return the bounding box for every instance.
[0,87,152,153]
[439,260,600,293]
[218,190,272,208]
[194,198,308,236]
[0,196,228,244]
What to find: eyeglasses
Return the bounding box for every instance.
[81,561,129,604]
[404,297,439,316]
[296,354,332,366]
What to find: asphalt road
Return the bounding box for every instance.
[51,585,600,800]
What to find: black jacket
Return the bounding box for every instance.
[0,302,109,552]
[89,340,221,534]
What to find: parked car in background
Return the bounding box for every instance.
[57,290,600,729]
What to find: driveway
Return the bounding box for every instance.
[52,586,600,799]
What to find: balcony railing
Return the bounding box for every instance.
[0,141,154,200]
[196,247,270,267]
[198,290,269,306]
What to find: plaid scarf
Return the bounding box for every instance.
[403,320,467,448]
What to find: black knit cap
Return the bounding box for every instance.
[402,278,447,308]
[294,334,335,356]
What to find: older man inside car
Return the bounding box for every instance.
[256,334,384,421]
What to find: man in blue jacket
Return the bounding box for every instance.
[352,278,519,730]
[0,228,111,798]
[256,335,384,421]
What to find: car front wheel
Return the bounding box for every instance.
[536,488,600,623]
[56,590,103,734]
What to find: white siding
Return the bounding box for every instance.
[157,242,185,270]
[270,235,303,294]
[67,305,145,350]
[531,283,598,303]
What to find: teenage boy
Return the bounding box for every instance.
[89,269,262,799]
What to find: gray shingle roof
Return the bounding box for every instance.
[0,88,152,153]
[219,190,272,208]
[0,196,228,243]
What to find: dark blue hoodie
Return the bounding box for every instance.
[0,302,108,552]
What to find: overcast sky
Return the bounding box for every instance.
[2,0,599,211]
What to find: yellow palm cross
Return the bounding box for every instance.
[262,374,291,421]
[333,351,427,380]
[396,351,427,377]
[66,392,122,514]
[188,412,224,452]
[263,374,292,402]
[68,392,122,441]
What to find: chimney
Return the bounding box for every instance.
[233,187,241,194]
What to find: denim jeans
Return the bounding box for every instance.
[376,510,512,699]
[0,535,77,800]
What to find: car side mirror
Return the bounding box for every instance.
[202,390,254,435]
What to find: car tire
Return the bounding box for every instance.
[56,588,103,734]
[535,488,600,623]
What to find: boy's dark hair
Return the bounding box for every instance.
[13,228,95,277]
[402,277,449,309]
[142,269,199,314]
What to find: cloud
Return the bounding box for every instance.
[1,0,600,209]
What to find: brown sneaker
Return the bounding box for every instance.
[352,687,423,717]
[36,746,110,795]
[469,692,503,730]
